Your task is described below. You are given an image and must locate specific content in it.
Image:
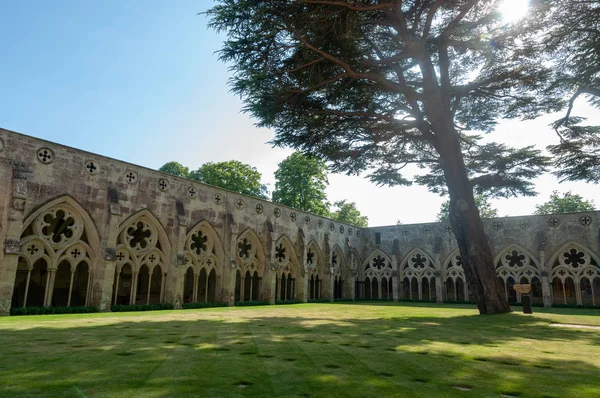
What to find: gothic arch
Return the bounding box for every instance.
[305,240,325,278]
[12,195,100,308]
[331,244,348,278]
[113,209,170,305]
[441,249,468,302]
[184,220,225,275]
[399,248,437,301]
[274,235,300,301]
[236,228,265,275]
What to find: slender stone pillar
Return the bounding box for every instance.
[435,272,443,304]
[539,251,552,308]
[0,165,28,315]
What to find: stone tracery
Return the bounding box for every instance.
[113,211,169,306]
[361,249,393,300]
[12,197,98,309]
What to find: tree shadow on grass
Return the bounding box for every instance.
[0,306,599,397]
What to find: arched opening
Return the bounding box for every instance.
[235,270,241,302]
[446,277,456,301]
[51,261,71,307]
[381,277,388,299]
[402,277,410,299]
[506,277,517,303]
[198,268,208,303]
[70,261,89,306]
[410,277,418,300]
[11,257,41,308]
[581,277,594,306]
[244,271,252,301]
[315,276,321,299]
[564,277,577,305]
[364,277,371,299]
[252,271,260,301]
[531,277,543,305]
[207,269,217,302]
[421,278,429,301]
[113,263,133,305]
[456,278,465,302]
[280,273,287,301]
[372,278,379,299]
[149,266,163,304]
[429,278,436,301]
[183,267,195,303]
[136,265,150,305]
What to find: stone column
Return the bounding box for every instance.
[93,192,121,311]
[539,251,552,308]
[435,271,443,304]
[392,256,399,301]
[0,165,28,315]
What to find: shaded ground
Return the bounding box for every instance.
[0,302,599,397]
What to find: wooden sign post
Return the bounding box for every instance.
[513,284,532,314]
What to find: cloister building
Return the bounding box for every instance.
[0,127,598,315]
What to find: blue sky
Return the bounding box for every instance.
[1,1,599,226]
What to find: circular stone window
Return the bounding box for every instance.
[37,148,55,164]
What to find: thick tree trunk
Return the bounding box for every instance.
[438,131,510,315]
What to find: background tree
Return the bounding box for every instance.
[437,195,498,222]
[208,0,557,314]
[331,200,368,227]
[543,0,600,183]
[272,152,330,216]
[534,191,596,215]
[190,160,269,199]
[159,161,190,178]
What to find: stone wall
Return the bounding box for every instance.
[0,127,598,314]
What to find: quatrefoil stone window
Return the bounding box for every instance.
[549,217,560,228]
[237,199,245,210]
[274,208,281,218]
[493,222,503,231]
[188,187,197,199]
[37,148,54,164]
[580,216,592,226]
[125,171,138,184]
[158,179,168,192]
[85,160,99,175]
[256,203,263,214]
[214,194,222,204]
[290,212,296,222]
[238,238,252,259]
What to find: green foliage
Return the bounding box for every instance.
[534,191,596,215]
[190,160,269,199]
[437,195,498,222]
[272,152,330,216]
[10,306,99,316]
[233,300,270,307]
[206,1,554,197]
[542,0,600,182]
[330,200,368,227]
[181,302,228,310]
[158,161,190,178]
[110,303,174,312]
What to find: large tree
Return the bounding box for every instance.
[208,0,555,314]
[331,200,369,227]
[544,0,600,183]
[159,161,190,178]
[272,152,330,215]
[534,191,596,215]
[190,160,269,199]
[437,194,497,222]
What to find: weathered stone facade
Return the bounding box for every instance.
[1,127,598,315]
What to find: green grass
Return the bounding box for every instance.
[0,302,599,397]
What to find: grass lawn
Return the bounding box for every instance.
[0,303,599,397]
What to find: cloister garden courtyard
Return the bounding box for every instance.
[0,302,598,397]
